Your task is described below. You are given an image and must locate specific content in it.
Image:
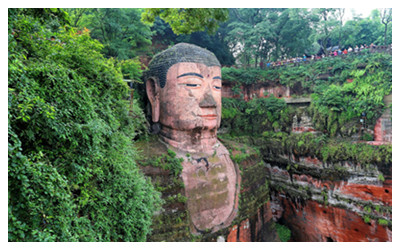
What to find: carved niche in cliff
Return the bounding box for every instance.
[145,43,240,233]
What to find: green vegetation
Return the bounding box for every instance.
[141,149,184,177]
[67,8,152,60]
[221,96,290,135]
[222,52,391,138]
[65,8,391,69]
[363,215,371,224]
[8,9,161,242]
[9,7,392,242]
[275,223,291,242]
[259,132,391,166]
[310,53,392,136]
[361,203,391,228]
[141,8,229,35]
[224,8,391,66]
[378,219,389,226]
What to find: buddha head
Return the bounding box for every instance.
[145,43,222,152]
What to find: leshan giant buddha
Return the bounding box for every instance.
[145,43,240,234]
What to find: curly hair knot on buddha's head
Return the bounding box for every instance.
[145,43,220,88]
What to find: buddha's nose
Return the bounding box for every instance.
[199,91,217,108]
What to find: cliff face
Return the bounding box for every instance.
[256,139,392,242]
[222,82,290,101]
[220,138,281,242]
[136,119,392,242]
[273,198,391,242]
[219,65,392,241]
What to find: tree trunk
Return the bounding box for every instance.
[384,24,388,45]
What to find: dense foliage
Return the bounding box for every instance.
[310,53,392,136]
[260,131,391,166]
[275,223,291,242]
[64,8,391,68]
[8,9,161,241]
[141,8,229,35]
[221,97,292,135]
[221,52,391,137]
[226,8,317,66]
[67,8,152,60]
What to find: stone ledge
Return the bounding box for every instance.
[284,97,311,104]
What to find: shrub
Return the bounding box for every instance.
[8,9,161,241]
[275,223,291,242]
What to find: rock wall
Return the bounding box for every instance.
[291,107,316,134]
[221,138,281,242]
[373,94,392,143]
[222,82,290,101]
[263,151,392,242]
[272,197,391,242]
[226,201,280,242]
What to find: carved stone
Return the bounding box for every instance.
[145,43,240,233]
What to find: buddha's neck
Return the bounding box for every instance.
[159,126,218,154]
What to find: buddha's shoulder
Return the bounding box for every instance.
[218,135,263,167]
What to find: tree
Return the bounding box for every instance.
[311,8,339,55]
[272,9,316,58]
[225,8,270,67]
[178,30,235,66]
[147,15,235,65]
[334,8,345,48]
[66,8,153,59]
[380,8,392,45]
[141,8,229,35]
[65,8,88,27]
[8,8,161,241]
[225,8,316,66]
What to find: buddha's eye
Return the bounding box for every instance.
[213,86,222,90]
[184,83,201,88]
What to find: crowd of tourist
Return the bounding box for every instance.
[261,43,388,68]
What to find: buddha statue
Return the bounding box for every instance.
[145,43,240,233]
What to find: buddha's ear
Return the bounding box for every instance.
[146,78,160,123]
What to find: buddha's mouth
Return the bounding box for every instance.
[199,114,217,120]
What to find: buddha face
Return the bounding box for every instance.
[147,62,222,132]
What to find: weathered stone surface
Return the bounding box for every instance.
[238,219,251,242]
[292,113,316,133]
[147,61,223,153]
[226,201,281,242]
[273,198,391,242]
[231,132,392,242]
[146,43,220,88]
[136,136,280,241]
[374,114,392,143]
[140,47,392,241]
[264,155,392,242]
[221,138,281,242]
[227,225,238,242]
[144,43,241,234]
[222,82,290,101]
[175,142,240,233]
